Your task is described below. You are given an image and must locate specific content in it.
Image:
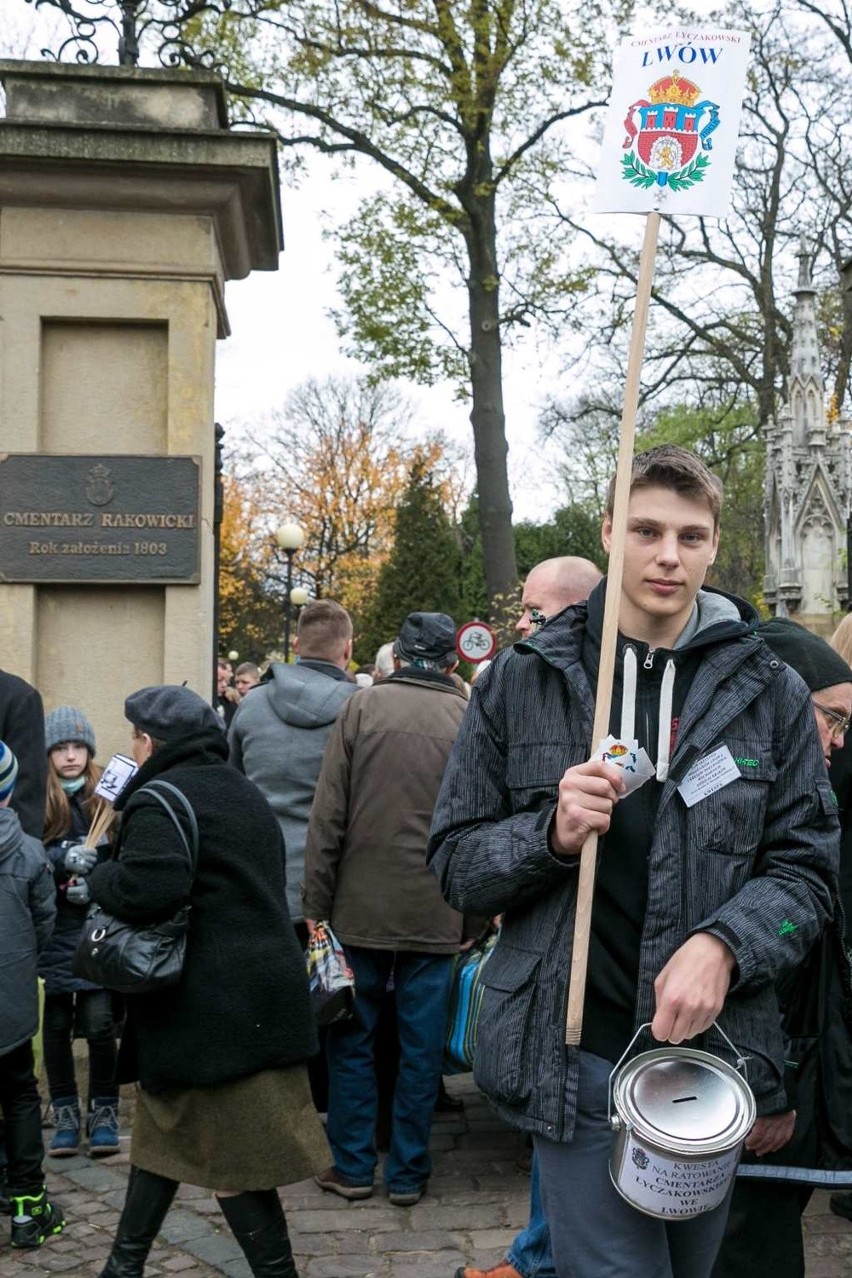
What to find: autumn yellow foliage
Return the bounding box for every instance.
[217,378,465,658]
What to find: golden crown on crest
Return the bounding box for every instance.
[647,73,701,107]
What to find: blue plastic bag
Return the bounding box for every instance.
[444,930,498,1074]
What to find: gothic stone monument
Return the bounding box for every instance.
[763,243,852,635]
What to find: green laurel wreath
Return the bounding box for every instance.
[621,150,710,192]
[621,151,656,188]
[666,152,710,191]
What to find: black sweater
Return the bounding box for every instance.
[88,729,317,1093]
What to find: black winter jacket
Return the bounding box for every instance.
[0,670,46,839]
[88,729,317,1094]
[429,585,838,1138]
[39,790,111,995]
[0,807,55,1053]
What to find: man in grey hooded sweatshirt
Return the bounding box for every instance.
[229,599,357,932]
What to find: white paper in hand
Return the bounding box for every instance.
[95,753,138,802]
[593,735,656,795]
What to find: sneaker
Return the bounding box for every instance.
[48,1097,80,1158]
[314,1166,373,1200]
[388,1185,425,1206]
[830,1191,852,1221]
[10,1188,65,1248]
[454,1266,523,1278]
[88,1097,120,1157]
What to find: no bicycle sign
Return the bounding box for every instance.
[456,621,496,664]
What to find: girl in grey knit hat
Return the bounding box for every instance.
[39,707,121,1161]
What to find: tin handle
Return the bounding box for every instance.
[608,1022,652,1128]
[710,1020,751,1082]
[607,1020,751,1128]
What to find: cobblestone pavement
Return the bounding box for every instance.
[3,1076,852,1277]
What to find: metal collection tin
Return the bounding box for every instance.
[609,1040,756,1220]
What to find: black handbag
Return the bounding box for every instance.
[73,780,199,995]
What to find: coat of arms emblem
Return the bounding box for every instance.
[631,1145,650,1170]
[85,464,115,507]
[621,73,719,191]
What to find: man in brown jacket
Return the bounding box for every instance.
[304,611,467,1207]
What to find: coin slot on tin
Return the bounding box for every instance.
[672,1096,698,1103]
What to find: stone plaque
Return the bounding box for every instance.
[0,454,200,583]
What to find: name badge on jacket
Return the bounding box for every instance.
[677,745,741,808]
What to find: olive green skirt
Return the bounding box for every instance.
[131,1065,329,1192]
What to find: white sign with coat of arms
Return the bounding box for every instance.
[593,28,750,218]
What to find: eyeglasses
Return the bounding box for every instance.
[813,700,852,740]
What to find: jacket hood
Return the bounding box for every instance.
[0,806,24,863]
[585,578,758,656]
[265,662,355,729]
[521,579,758,667]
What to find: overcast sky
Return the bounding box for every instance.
[3,0,719,521]
[214,161,572,520]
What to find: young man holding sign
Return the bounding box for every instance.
[429,446,837,1278]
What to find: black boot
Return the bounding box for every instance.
[217,1189,298,1277]
[99,1166,179,1277]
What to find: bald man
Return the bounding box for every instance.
[516,556,603,640]
[457,555,603,1278]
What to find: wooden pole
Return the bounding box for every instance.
[565,209,661,1046]
[85,798,115,849]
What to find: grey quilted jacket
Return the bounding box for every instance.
[0,806,56,1054]
[428,592,839,1140]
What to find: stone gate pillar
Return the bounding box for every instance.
[0,61,281,756]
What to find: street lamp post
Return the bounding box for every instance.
[275,523,305,662]
[289,586,310,653]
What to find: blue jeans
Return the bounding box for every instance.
[325,947,453,1193]
[534,1051,733,1278]
[507,1154,557,1277]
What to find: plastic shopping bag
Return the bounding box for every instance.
[443,929,498,1074]
[305,922,356,1026]
[32,977,46,1078]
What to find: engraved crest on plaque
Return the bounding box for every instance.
[86,464,115,507]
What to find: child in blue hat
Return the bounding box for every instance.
[0,739,65,1248]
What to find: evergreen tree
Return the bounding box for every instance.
[356,458,462,663]
[515,507,606,578]
[458,496,605,627]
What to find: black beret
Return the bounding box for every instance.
[757,618,852,692]
[125,685,224,742]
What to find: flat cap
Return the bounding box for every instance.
[125,685,223,742]
[395,612,457,666]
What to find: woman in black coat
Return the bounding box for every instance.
[88,686,326,1278]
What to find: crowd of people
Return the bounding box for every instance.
[0,444,851,1278]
